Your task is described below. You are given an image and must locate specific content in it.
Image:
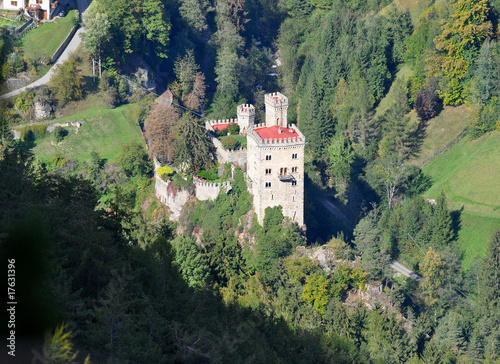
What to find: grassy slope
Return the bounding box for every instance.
[409,105,471,165]
[422,131,500,268]
[18,10,76,59]
[31,104,144,164]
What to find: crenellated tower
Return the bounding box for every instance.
[265,92,288,127]
[237,103,255,134]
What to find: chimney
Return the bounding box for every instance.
[278,127,282,134]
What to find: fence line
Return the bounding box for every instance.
[417,128,468,167]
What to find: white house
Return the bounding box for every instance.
[0,0,54,20]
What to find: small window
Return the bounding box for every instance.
[292,181,297,186]
[11,1,18,6]
[292,153,298,159]
[36,0,42,4]
[292,167,298,173]
[265,182,272,188]
[265,168,272,175]
[266,154,272,161]
[280,168,287,176]
[292,196,295,202]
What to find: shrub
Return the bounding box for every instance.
[227,123,239,135]
[220,135,239,150]
[157,165,174,178]
[415,79,443,121]
[20,124,47,140]
[196,169,218,181]
[172,173,194,192]
[49,58,85,105]
[54,126,67,142]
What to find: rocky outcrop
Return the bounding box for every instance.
[133,60,156,93]
[34,99,53,120]
[6,76,29,91]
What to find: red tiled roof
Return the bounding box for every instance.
[254,126,299,140]
[211,123,235,131]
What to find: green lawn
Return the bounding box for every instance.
[410,105,471,166]
[0,17,24,28]
[31,104,144,164]
[17,10,77,59]
[422,131,500,268]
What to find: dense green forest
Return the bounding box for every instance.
[1,0,500,362]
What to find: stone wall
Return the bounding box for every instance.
[51,24,78,63]
[210,135,247,169]
[154,160,232,218]
[155,176,192,220]
[194,179,232,201]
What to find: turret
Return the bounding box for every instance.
[237,104,255,134]
[265,92,288,127]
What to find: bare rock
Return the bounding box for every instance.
[34,99,53,120]
[133,60,156,93]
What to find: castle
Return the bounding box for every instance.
[156,92,305,227]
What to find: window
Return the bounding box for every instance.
[292,153,298,159]
[292,181,297,186]
[36,0,42,4]
[265,168,272,175]
[265,154,272,161]
[11,1,17,6]
[292,167,298,173]
[265,182,272,188]
[280,168,287,176]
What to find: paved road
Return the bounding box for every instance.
[0,0,91,100]
[390,261,423,282]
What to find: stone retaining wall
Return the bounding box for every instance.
[210,135,247,169]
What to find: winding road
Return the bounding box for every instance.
[0,0,91,100]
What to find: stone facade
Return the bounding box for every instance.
[265,92,288,127]
[236,104,255,134]
[247,122,305,227]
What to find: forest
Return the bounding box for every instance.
[0,0,500,363]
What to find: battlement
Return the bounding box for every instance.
[237,104,255,115]
[265,92,288,107]
[248,124,305,146]
[206,119,238,132]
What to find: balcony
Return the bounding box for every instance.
[278,173,295,182]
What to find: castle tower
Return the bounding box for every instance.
[265,92,288,127]
[237,104,255,134]
[247,123,305,227]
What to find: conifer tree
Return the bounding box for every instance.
[431,191,454,246]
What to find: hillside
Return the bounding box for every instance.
[422,131,500,267]
[30,105,143,164]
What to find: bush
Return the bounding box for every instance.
[415,79,443,121]
[20,124,48,140]
[220,135,239,150]
[54,126,67,142]
[196,169,218,181]
[172,173,194,192]
[49,58,85,105]
[157,165,174,178]
[227,123,239,135]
